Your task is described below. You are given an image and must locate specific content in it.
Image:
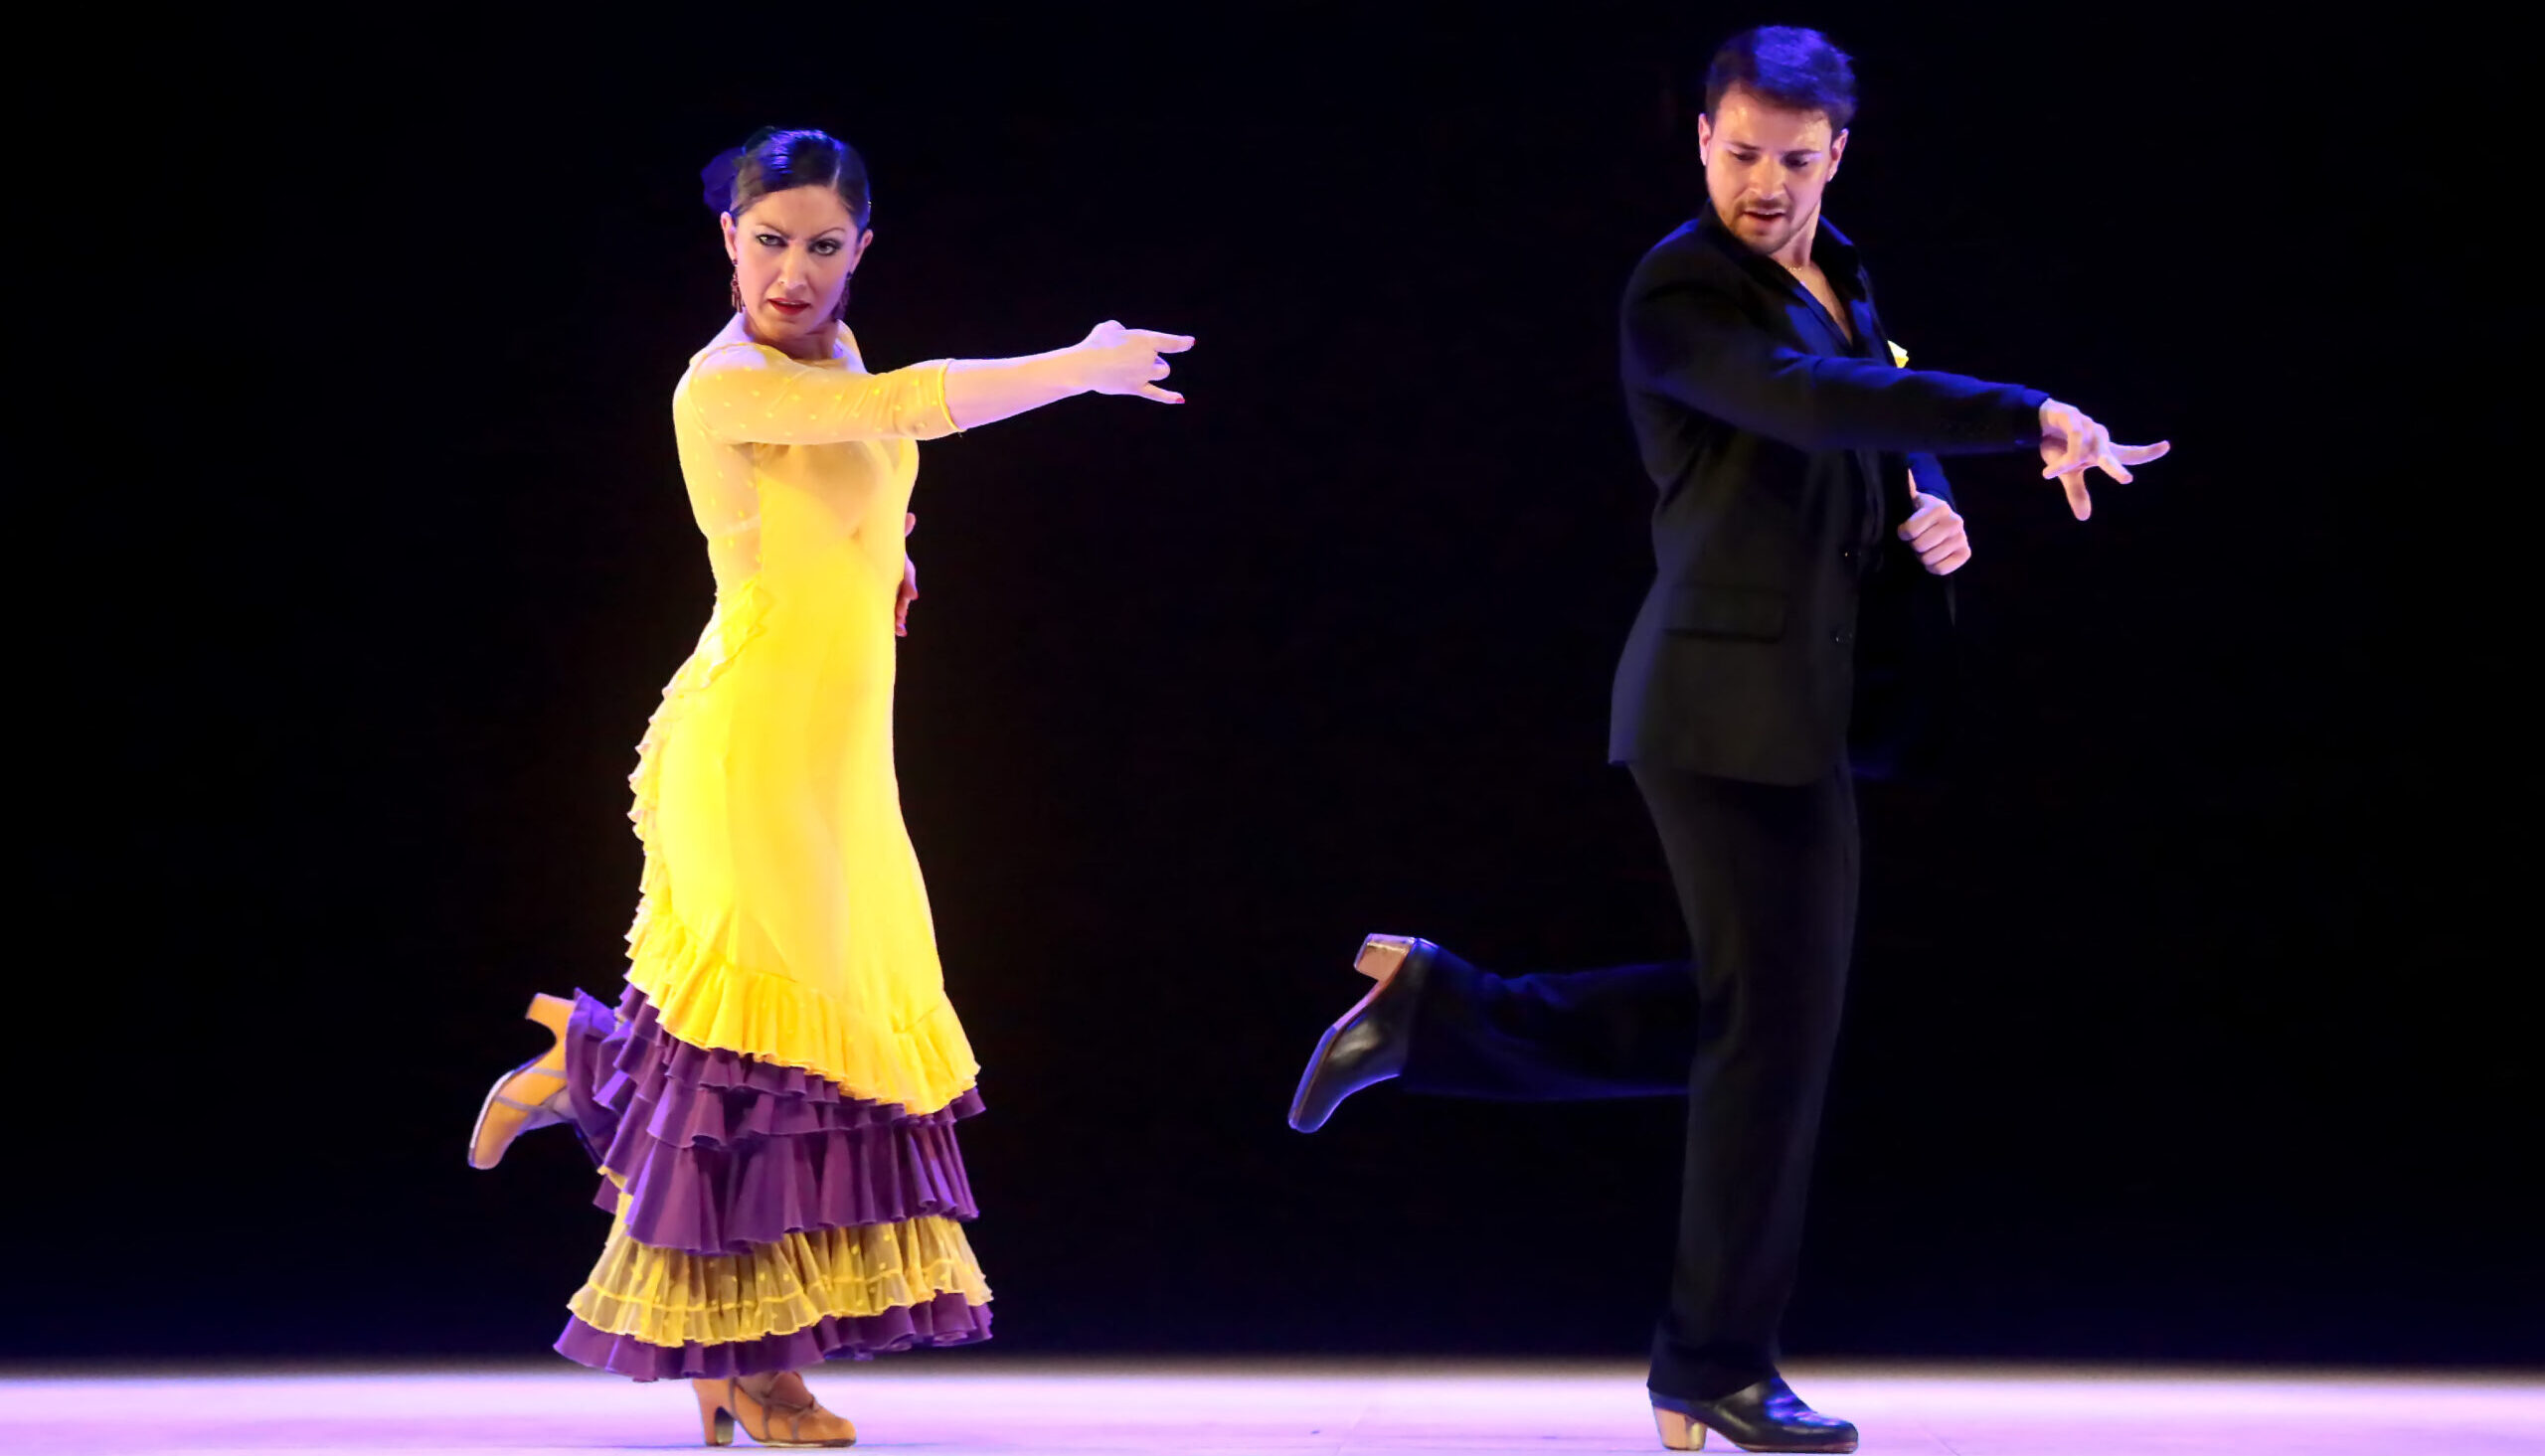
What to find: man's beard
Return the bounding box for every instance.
[1732,202,1800,255]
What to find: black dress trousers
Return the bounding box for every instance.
[1399,762,1861,1403]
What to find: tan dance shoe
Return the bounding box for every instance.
[694,1372,859,1447]
[465,993,575,1170]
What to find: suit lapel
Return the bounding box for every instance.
[1847,299,1882,362]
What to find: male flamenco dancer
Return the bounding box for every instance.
[1286,26,2167,1455]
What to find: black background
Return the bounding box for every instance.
[36,4,2533,1369]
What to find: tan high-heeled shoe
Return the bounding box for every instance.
[693,1373,858,1448]
[466,993,575,1170]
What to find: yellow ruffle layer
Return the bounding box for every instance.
[570,1206,991,1350]
[621,887,979,1116]
[622,576,981,1116]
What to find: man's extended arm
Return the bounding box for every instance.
[1624,274,2046,456]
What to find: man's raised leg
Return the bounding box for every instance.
[1288,936,1702,1130]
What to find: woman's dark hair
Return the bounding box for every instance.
[1702,26,1858,132]
[701,128,873,231]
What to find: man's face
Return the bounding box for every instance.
[1698,83,1847,258]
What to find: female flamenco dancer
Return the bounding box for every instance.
[463,127,1192,1448]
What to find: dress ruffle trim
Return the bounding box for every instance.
[567,1206,990,1350]
[570,989,983,1254]
[626,576,768,850]
[621,575,981,1114]
[597,987,984,1139]
[555,1293,990,1379]
[621,890,980,1116]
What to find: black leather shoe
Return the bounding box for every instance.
[1652,1375,1858,1452]
[1285,934,1435,1132]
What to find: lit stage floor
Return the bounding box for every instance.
[6,1361,2539,1454]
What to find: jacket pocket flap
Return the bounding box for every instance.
[1666,583,1788,641]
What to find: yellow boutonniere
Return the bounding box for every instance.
[1888,340,1910,368]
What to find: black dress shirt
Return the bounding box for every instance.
[1609,205,2049,783]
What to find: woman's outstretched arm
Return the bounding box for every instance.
[686,320,1193,445]
[945,321,1193,429]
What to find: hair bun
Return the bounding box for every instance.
[699,145,746,214]
[699,128,783,214]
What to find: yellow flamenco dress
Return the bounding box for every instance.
[549,320,993,1378]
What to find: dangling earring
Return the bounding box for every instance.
[729,269,743,313]
[832,270,855,322]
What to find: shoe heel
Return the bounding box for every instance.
[1653,1406,1706,1451]
[467,994,580,1171]
[1354,934,1418,980]
[693,1378,736,1447]
[525,992,575,1038]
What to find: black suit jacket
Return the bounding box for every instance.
[1609,208,2048,783]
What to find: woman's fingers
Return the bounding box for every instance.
[1079,324,1192,399]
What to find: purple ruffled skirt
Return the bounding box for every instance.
[547,988,992,1379]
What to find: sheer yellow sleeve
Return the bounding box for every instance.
[686,341,960,445]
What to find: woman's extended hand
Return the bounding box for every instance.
[1075,321,1195,404]
[895,513,919,637]
[941,324,1196,428]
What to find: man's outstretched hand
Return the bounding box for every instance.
[2038,399,2170,521]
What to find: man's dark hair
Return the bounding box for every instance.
[1702,26,1858,132]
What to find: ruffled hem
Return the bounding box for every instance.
[558,990,628,1168]
[567,989,983,1254]
[568,1208,989,1349]
[619,894,981,1117]
[555,1293,992,1380]
[598,986,973,1129]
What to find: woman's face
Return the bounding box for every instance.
[721,185,873,351]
